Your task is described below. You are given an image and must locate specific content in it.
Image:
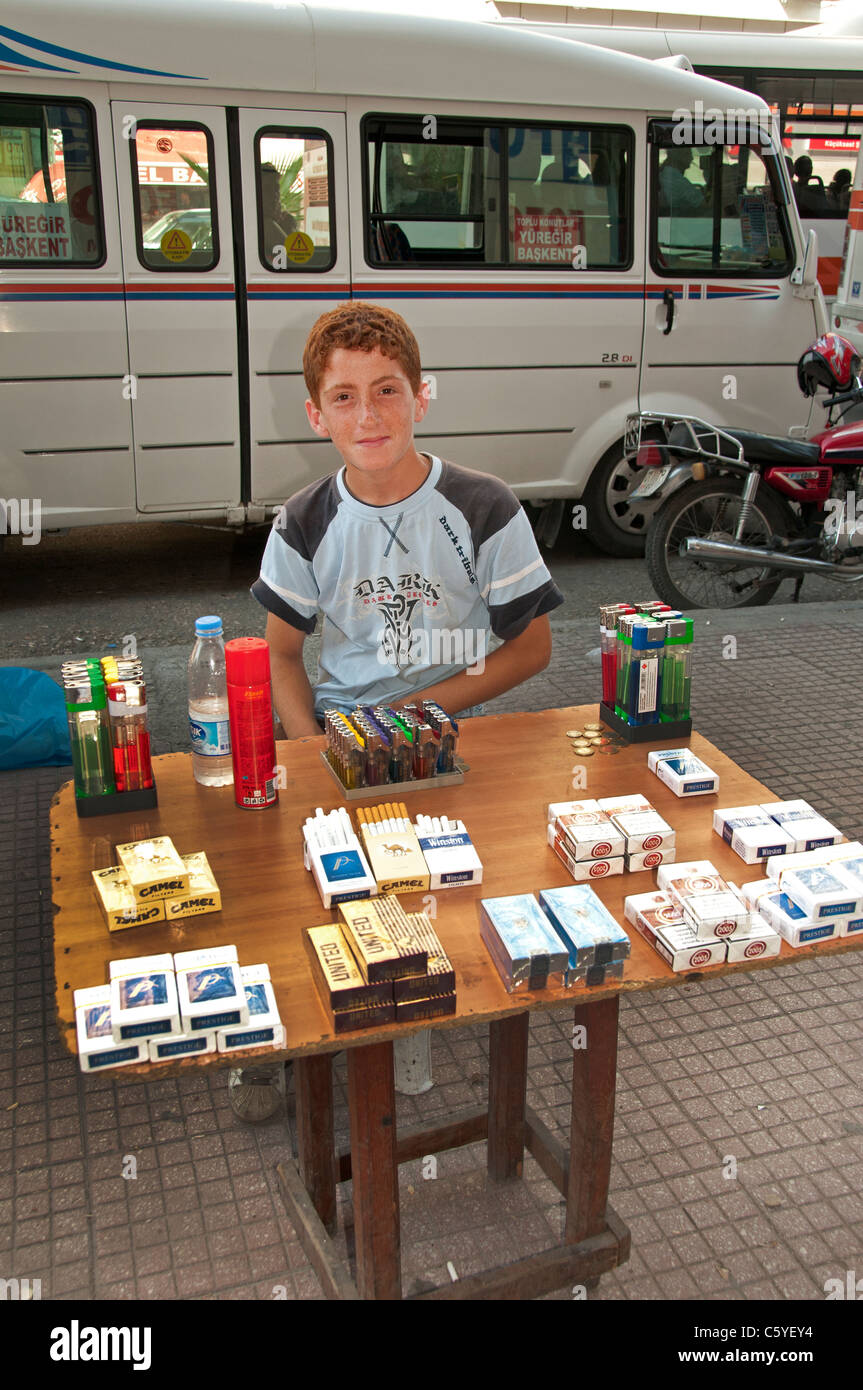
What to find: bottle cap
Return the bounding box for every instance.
[225,637,271,686]
[195,615,223,636]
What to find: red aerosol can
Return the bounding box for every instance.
[225,637,278,810]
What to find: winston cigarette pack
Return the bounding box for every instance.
[658,860,748,938]
[108,952,181,1042]
[598,795,676,853]
[624,892,726,972]
[648,749,719,797]
[413,818,482,889]
[114,837,190,904]
[552,800,625,862]
[92,866,166,932]
[216,963,283,1052]
[74,985,148,1071]
[479,894,569,991]
[712,806,795,864]
[174,946,248,1031]
[547,822,623,882]
[538,885,630,986]
[338,899,427,981]
[164,852,222,920]
[149,1030,217,1061]
[760,800,843,853]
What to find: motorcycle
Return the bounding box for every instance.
[624,333,863,610]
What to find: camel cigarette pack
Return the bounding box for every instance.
[414,825,482,889]
[771,863,862,922]
[754,888,841,947]
[75,985,148,1071]
[92,866,166,932]
[547,822,623,882]
[338,899,427,981]
[391,913,456,1002]
[149,1030,217,1062]
[599,795,676,853]
[761,800,843,853]
[217,964,283,1052]
[108,952,180,1042]
[712,806,795,864]
[479,894,569,991]
[359,822,429,895]
[114,837,190,904]
[306,923,392,1012]
[648,749,719,797]
[538,884,629,986]
[553,800,625,862]
[174,945,248,1031]
[164,852,221,920]
[658,860,748,938]
[624,892,726,972]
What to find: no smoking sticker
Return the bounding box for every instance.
[284,230,314,264]
[160,228,192,262]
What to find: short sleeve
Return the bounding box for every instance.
[475,504,564,640]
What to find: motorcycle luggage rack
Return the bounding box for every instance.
[624,411,747,468]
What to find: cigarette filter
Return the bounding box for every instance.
[547,823,623,882]
[74,985,148,1072]
[108,952,180,1042]
[479,894,569,992]
[305,924,393,1011]
[647,748,719,797]
[164,852,222,920]
[149,1030,217,1062]
[338,899,427,981]
[92,865,166,932]
[760,800,843,853]
[174,945,249,1031]
[114,837,190,904]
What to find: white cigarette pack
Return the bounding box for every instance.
[766,845,842,881]
[174,945,249,1032]
[658,860,748,939]
[237,963,281,1028]
[724,915,781,963]
[599,796,675,853]
[739,878,773,910]
[553,800,625,862]
[760,801,843,853]
[756,889,842,947]
[108,953,181,1043]
[414,821,483,889]
[712,806,795,864]
[624,893,726,971]
[626,846,676,873]
[547,822,623,882]
[74,986,148,1072]
[304,836,377,910]
[647,748,719,797]
[772,863,862,922]
[216,1021,285,1054]
[148,1031,217,1062]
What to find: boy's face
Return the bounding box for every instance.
[305,347,430,484]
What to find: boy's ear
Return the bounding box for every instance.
[414,378,431,423]
[305,398,330,437]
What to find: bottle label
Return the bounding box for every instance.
[189,716,231,756]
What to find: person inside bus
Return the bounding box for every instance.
[658,146,703,215]
[792,156,828,216]
[259,162,297,262]
[828,167,852,213]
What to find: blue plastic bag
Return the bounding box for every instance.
[0,667,73,768]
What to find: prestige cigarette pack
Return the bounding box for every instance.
[750,887,842,948]
[538,885,630,987]
[770,863,862,922]
[658,860,749,939]
[712,806,795,864]
[760,800,843,853]
[552,800,626,862]
[174,945,248,1032]
[148,1030,217,1062]
[479,894,569,992]
[114,837,190,903]
[648,748,719,797]
[624,892,726,972]
[217,964,285,1053]
[92,866,166,932]
[108,952,181,1042]
[74,985,148,1071]
[547,822,623,882]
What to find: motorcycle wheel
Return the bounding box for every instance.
[645,477,792,610]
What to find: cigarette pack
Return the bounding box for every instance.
[626,846,676,872]
[164,852,222,920]
[538,885,630,984]
[829,855,863,933]
[760,800,843,853]
[216,1021,286,1053]
[359,821,429,895]
[391,913,456,1002]
[174,946,249,1031]
[658,860,748,938]
[114,837,190,904]
[648,748,719,797]
[394,993,457,1023]
[74,985,148,1071]
[553,800,626,862]
[755,889,842,947]
[724,915,781,962]
[479,894,569,992]
[712,806,795,863]
[739,878,773,910]
[328,1001,395,1034]
[305,836,377,911]
[584,959,626,987]
[338,898,427,981]
[148,1030,217,1061]
[547,822,623,882]
[599,796,675,853]
[92,866,166,932]
[108,952,181,1042]
[306,924,393,1011]
[765,844,842,880]
[624,893,726,971]
[413,821,482,889]
[772,863,862,922]
[238,963,281,1028]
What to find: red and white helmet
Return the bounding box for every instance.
[797,333,861,397]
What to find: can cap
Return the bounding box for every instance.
[195,615,223,636]
[225,636,271,686]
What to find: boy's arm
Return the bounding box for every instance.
[390,614,552,716]
[265,612,322,739]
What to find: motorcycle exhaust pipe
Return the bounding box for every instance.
[683,537,863,582]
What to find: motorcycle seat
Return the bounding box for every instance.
[723,430,821,466]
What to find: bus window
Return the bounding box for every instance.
[130,122,217,271]
[651,143,793,276]
[255,129,335,270]
[0,98,103,266]
[507,124,632,268]
[364,116,501,264]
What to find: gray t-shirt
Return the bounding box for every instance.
[251,454,564,716]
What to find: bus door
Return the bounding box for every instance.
[641,121,818,438]
[236,109,351,514]
[111,103,241,515]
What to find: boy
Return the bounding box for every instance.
[251,302,563,732]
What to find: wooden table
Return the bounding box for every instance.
[50,706,863,1301]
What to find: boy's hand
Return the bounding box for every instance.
[265,613,322,739]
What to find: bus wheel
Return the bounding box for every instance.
[583,439,663,558]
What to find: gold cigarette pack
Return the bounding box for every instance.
[358,823,430,895]
[394,993,457,1023]
[114,837,190,903]
[391,911,456,1002]
[338,898,427,981]
[92,866,166,932]
[305,924,392,1011]
[164,852,222,920]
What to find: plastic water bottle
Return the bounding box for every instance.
[188,615,233,786]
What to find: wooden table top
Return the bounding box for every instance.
[50,704,863,1075]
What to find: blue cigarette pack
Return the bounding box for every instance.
[538,885,630,986]
[479,894,568,991]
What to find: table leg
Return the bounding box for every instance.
[294,1054,337,1235]
[565,995,619,1245]
[347,1041,401,1300]
[487,1013,529,1181]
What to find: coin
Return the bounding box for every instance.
[584,722,602,732]
[565,729,583,739]
[579,748,595,757]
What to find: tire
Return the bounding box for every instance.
[583,437,664,558]
[645,476,792,610]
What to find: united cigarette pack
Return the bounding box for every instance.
[149,1030,217,1062]
[712,806,795,864]
[359,822,429,895]
[305,837,376,911]
[547,823,623,882]
[391,912,456,1002]
[164,852,221,920]
[755,888,842,948]
[92,866,166,932]
[658,860,748,939]
[108,952,181,1042]
[74,985,148,1071]
[598,795,675,853]
[624,892,726,972]
[648,749,719,797]
[761,800,843,853]
[174,945,249,1032]
[479,894,569,991]
[538,884,630,986]
[338,898,427,981]
[305,924,393,1012]
[413,824,482,889]
[394,993,457,1023]
[772,863,862,922]
[553,800,625,862]
[114,837,190,904]
[216,963,283,1051]
[627,846,676,872]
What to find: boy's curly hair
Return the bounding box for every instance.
[303,301,422,406]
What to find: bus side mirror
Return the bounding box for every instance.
[792,228,819,288]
